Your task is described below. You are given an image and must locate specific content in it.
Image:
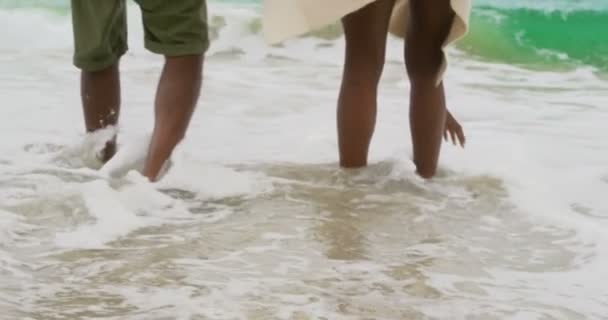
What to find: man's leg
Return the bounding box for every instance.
[338,0,396,168]
[142,55,203,179]
[80,64,121,162]
[71,0,127,162]
[405,0,455,178]
[136,0,209,181]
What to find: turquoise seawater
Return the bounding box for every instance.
[461,5,608,71]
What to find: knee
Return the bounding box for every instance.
[164,55,204,78]
[343,53,385,88]
[165,54,204,66]
[405,2,454,81]
[81,63,119,78]
[405,34,444,82]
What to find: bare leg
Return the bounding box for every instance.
[142,55,204,181]
[81,63,121,162]
[405,0,455,178]
[338,0,395,168]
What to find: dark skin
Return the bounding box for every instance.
[81,55,203,181]
[338,0,465,178]
[80,64,120,162]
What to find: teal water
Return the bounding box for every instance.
[459,6,608,71]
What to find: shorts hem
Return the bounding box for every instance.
[73,47,128,72]
[145,41,210,57]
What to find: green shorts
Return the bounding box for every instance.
[71,0,209,71]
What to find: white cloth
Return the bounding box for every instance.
[262,0,472,85]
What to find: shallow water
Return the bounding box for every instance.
[1,2,608,320]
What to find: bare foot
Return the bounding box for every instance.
[444,111,465,147]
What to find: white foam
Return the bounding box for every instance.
[99,132,150,178]
[54,180,144,248]
[53,173,202,249]
[0,209,26,245]
[1,3,607,318]
[156,151,272,200]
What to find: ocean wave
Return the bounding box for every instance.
[458,7,608,71]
